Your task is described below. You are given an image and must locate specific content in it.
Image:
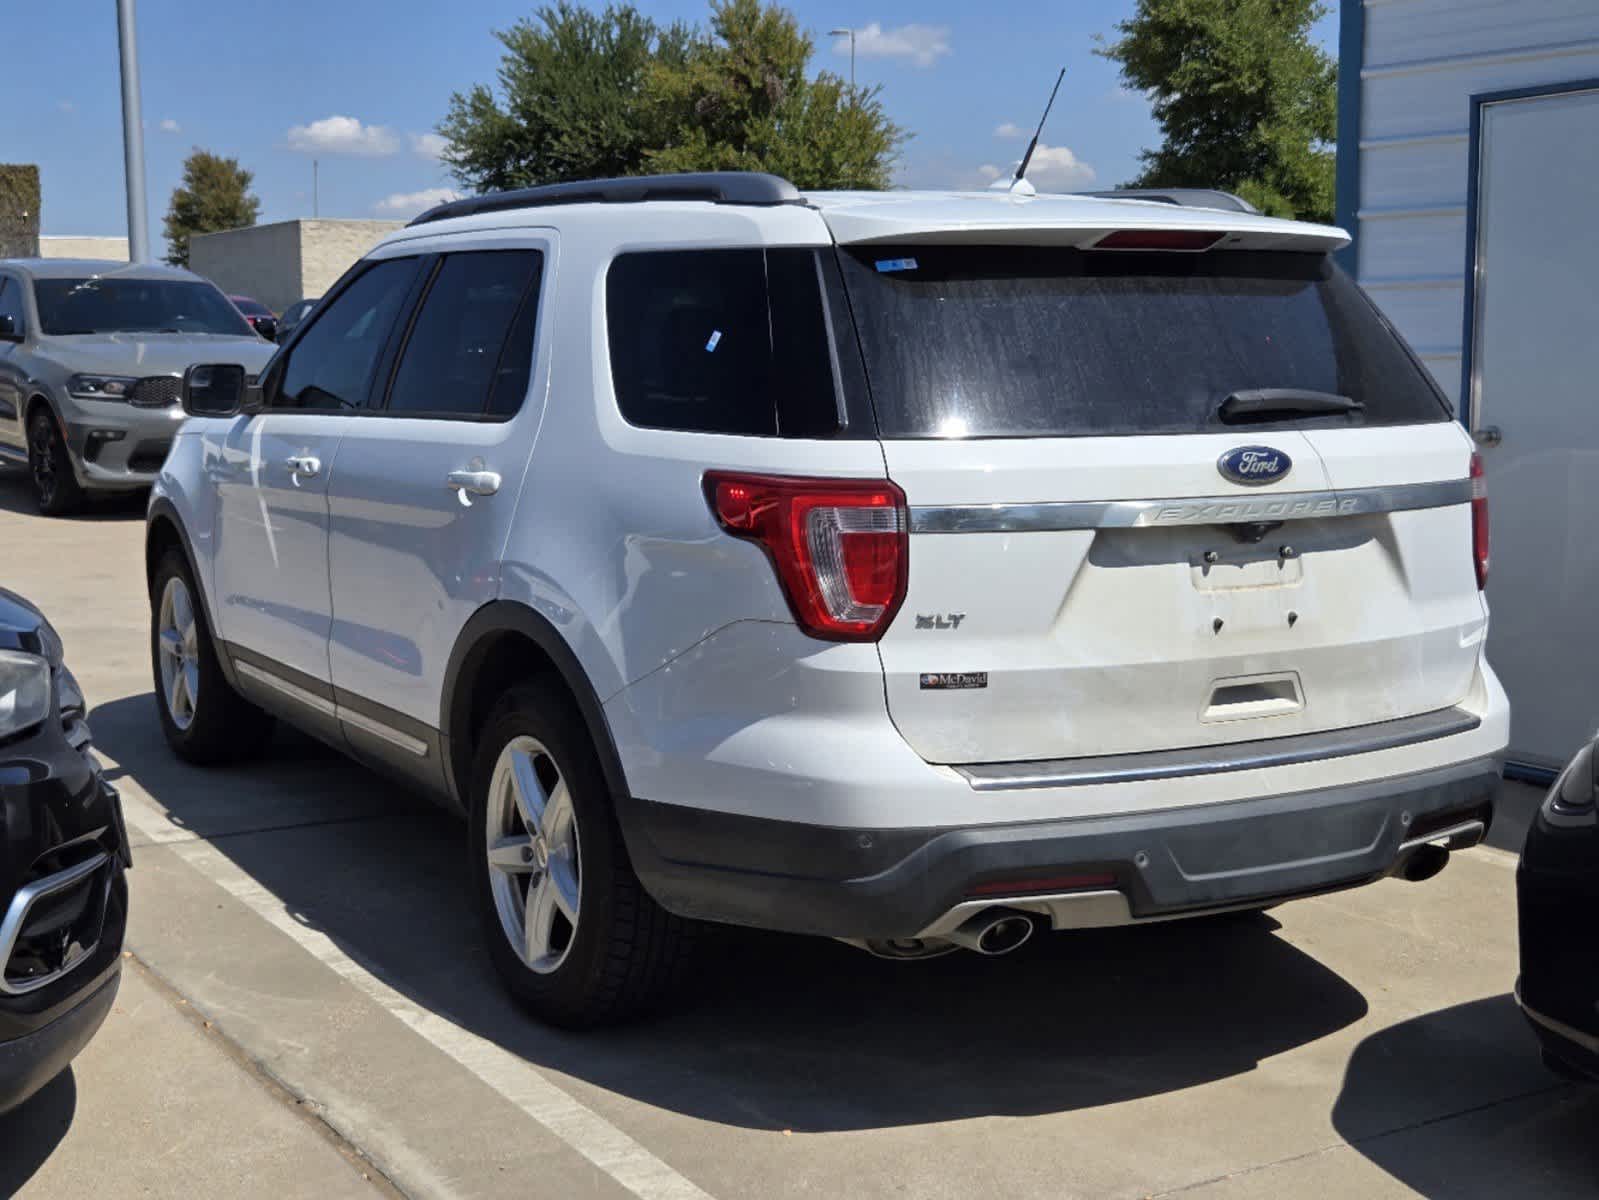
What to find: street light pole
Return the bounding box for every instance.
[829,27,856,92]
[115,0,150,262]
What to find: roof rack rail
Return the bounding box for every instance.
[1076,188,1260,215]
[409,171,804,226]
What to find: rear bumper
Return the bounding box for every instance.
[621,755,1503,939]
[0,967,120,1115]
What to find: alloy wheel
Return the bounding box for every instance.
[29,419,56,508]
[156,576,200,731]
[485,735,581,974]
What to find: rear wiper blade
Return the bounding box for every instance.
[1218,388,1364,423]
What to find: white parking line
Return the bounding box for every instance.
[118,789,716,1200]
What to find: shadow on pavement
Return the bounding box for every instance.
[0,465,147,521]
[0,1069,77,1193]
[94,690,1376,1133]
[1332,995,1599,1197]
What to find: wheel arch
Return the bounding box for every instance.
[441,601,630,815]
[145,498,241,692]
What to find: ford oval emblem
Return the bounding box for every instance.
[1218,445,1292,487]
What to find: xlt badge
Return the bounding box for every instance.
[915,613,966,630]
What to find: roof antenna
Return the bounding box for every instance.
[996,67,1065,197]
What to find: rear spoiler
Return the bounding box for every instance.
[818,197,1349,255]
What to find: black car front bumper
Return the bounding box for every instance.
[0,679,130,1114]
[1517,778,1599,1081]
[621,755,1502,939]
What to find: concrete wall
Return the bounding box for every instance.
[188,222,303,312]
[188,219,403,312]
[1343,0,1599,403]
[38,235,129,261]
[298,220,404,302]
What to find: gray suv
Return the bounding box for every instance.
[0,259,276,514]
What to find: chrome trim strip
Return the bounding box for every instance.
[234,660,338,718]
[0,852,111,996]
[339,705,429,758]
[1518,988,1599,1057]
[956,707,1481,791]
[0,444,28,466]
[1399,818,1486,853]
[234,661,429,757]
[910,478,1474,534]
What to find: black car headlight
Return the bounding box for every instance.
[0,649,52,739]
[66,373,139,401]
[1550,739,1598,816]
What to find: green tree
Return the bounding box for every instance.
[439,3,691,193]
[642,0,904,189]
[1098,0,1336,222]
[438,0,905,194]
[162,149,260,267]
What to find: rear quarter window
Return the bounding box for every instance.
[605,248,843,437]
[837,246,1451,439]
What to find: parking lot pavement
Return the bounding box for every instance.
[2,465,1596,1199]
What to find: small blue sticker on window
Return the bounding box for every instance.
[875,257,919,273]
[705,330,723,352]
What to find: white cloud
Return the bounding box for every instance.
[159,118,181,134]
[994,122,1025,139]
[410,132,449,161]
[836,22,951,68]
[976,143,1096,191]
[373,187,462,218]
[286,115,400,157]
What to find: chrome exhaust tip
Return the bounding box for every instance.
[1397,843,1451,883]
[946,911,1035,956]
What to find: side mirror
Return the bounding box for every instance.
[181,363,249,417]
[0,314,21,342]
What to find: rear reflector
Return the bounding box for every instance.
[705,472,909,642]
[1090,229,1225,252]
[1471,453,1489,590]
[966,872,1117,897]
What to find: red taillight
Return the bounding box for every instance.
[705,472,908,642]
[1471,453,1489,590]
[1090,229,1225,252]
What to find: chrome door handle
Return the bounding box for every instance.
[285,454,321,478]
[447,469,501,503]
[1472,425,1502,448]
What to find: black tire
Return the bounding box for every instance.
[469,685,696,1028]
[27,407,86,516]
[149,549,274,764]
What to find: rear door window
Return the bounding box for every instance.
[605,248,842,436]
[837,246,1450,439]
[386,249,543,418]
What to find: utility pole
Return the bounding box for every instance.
[313,160,320,217]
[115,0,150,262]
[829,27,856,92]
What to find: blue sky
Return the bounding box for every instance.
[2,1,1335,244]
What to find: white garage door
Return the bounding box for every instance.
[1469,83,1599,770]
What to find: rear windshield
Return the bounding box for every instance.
[837,246,1449,438]
[35,276,255,337]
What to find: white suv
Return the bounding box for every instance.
[145,173,1508,1026]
